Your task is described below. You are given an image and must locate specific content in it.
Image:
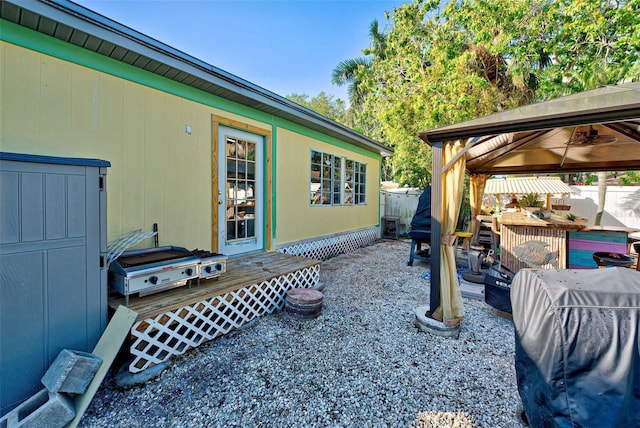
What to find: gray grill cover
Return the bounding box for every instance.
[511,268,640,427]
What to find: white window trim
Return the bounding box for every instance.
[310,149,367,206]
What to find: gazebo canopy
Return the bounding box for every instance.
[484,177,574,196]
[419,82,640,174]
[415,82,640,327]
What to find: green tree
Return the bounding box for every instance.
[538,0,640,97]
[285,92,347,124]
[357,0,537,185]
[345,0,639,187]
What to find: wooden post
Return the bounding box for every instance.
[545,193,551,212]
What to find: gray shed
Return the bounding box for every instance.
[0,152,109,416]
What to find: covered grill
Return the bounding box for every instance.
[512,267,640,427]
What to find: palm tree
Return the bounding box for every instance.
[595,171,607,225]
[331,20,387,110]
[363,19,387,60]
[620,188,640,218]
[331,57,371,109]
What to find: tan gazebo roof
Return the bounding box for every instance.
[484,177,574,195]
[419,82,640,174]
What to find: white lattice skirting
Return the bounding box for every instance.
[277,226,379,260]
[128,265,319,373]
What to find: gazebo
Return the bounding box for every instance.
[417,82,640,328]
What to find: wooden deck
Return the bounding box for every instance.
[108,251,320,322]
[110,251,321,373]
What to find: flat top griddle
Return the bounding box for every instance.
[191,249,224,259]
[116,248,193,268]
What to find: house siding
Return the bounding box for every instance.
[1,22,381,252]
[277,128,380,244]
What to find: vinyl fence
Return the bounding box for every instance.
[381,185,640,235]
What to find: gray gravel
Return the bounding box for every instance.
[79,240,522,427]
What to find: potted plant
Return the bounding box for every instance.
[519,193,545,211]
[565,213,588,227]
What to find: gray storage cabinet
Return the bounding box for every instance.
[0,152,109,416]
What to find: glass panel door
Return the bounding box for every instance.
[218,127,263,255]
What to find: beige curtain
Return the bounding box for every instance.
[469,173,489,239]
[434,140,467,326]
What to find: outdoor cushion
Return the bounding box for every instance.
[408,229,431,240]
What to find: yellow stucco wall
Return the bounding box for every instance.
[1,40,380,251]
[276,128,380,245]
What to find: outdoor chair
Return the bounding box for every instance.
[513,240,558,268]
[408,231,431,266]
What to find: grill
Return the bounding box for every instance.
[108,246,229,305]
[108,246,200,304]
[191,249,228,280]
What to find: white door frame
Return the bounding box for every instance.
[217,126,264,255]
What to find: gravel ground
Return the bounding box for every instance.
[79,240,522,427]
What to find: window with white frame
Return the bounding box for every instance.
[355,160,367,204]
[344,159,366,205]
[310,149,366,205]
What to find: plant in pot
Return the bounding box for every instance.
[519,193,545,210]
[565,212,588,227]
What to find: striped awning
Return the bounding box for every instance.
[485,177,574,195]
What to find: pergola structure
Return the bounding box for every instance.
[418,82,640,326]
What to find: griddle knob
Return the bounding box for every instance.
[149,275,158,285]
[185,268,194,276]
[215,263,223,271]
[204,266,212,274]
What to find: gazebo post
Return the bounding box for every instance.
[429,142,443,315]
[545,193,551,211]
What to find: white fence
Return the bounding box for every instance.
[380,188,422,236]
[565,186,640,229]
[381,185,640,234]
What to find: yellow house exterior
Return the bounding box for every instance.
[0,1,390,257]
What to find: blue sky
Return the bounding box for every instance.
[73,0,407,103]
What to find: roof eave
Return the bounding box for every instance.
[3,0,392,156]
[419,103,640,143]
